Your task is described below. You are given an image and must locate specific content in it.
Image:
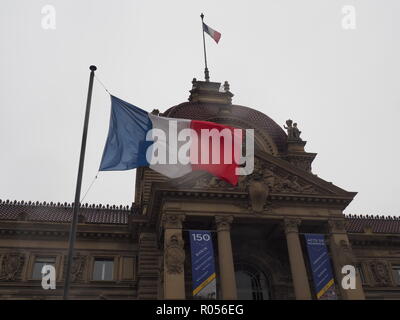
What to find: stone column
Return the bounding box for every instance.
[215,215,237,300]
[284,218,312,300]
[328,219,365,300]
[162,214,186,299]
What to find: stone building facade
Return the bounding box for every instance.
[0,79,399,300]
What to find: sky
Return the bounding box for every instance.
[0,0,399,215]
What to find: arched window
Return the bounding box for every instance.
[235,264,270,300]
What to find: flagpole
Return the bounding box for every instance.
[200,13,210,82]
[63,65,97,300]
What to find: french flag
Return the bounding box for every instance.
[99,96,242,185]
[203,23,221,44]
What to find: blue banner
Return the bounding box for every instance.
[189,230,216,299]
[304,234,337,300]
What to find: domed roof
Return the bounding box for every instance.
[163,102,288,154]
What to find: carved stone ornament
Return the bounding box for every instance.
[242,160,275,212]
[340,240,355,262]
[331,239,356,269]
[328,219,347,234]
[71,253,86,282]
[193,159,278,212]
[193,175,234,190]
[238,158,275,191]
[191,158,318,196]
[283,154,314,173]
[273,175,317,194]
[215,215,234,232]
[0,253,25,281]
[370,261,391,287]
[165,233,185,274]
[284,218,301,234]
[162,214,185,229]
[248,180,268,213]
[284,119,302,142]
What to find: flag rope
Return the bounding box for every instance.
[94,74,111,95]
[80,171,100,203]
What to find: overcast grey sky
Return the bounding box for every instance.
[1,0,399,215]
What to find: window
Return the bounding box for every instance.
[93,258,114,281]
[235,264,270,300]
[32,257,56,280]
[391,265,400,286]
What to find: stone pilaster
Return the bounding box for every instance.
[215,215,237,300]
[162,214,186,299]
[284,218,312,300]
[328,219,365,300]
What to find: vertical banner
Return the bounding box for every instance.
[304,234,337,300]
[189,230,217,299]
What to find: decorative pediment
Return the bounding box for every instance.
[147,153,356,216]
[175,156,338,197]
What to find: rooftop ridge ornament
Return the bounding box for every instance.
[223,81,230,92]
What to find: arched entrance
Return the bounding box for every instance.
[235,263,271,300]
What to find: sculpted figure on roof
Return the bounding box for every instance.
[284,119,302,142]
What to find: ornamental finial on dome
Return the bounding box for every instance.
[223,81,230,92]
[188,78,233,104]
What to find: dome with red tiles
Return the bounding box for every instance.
[162,79,288,154]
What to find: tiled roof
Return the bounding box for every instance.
[163,102,288,153]
[1,200,400,233]
[345,214,400,234]
[0,200,136,225]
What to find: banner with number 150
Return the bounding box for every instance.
[189,230,217,299]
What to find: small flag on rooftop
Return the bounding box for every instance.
[203,22,221,44]
[200,13,222,82]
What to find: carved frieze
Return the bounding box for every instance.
[191,157,318,196]
[0,253,25,281]
[273,175,317,194]
[281,154,315,173]
[194,176,234,190]
[370,261,391,287]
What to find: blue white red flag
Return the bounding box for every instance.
[203,23,221,43]
[99,95,242,185]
